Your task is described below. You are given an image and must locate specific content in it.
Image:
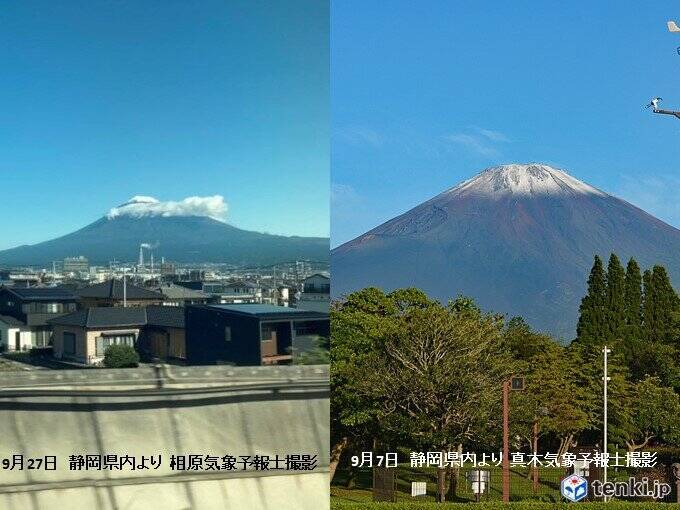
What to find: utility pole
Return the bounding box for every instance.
[603,345,611,501]
[653,108,680,120]
[502,379,510,503]
[502,376,525,503]
[532,419,539,492]
[123,268,127,308]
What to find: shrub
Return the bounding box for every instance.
[103,344,139,368]
[29,346,52,358]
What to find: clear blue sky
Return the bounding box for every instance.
[332,1,680,247]
[0,0,328,250]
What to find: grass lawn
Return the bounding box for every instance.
[332,464,654,505]
[333,465,566,503]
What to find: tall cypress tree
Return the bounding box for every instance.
[642,269,654,343]
[622,258,643,370]
[605,253,626,344]
[576,255,608,345]
[624,258,643,337]
[643,265,679,344]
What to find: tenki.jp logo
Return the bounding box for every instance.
[561,474,588,502]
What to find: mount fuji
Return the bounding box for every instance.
[0,197,329,267]
[331,164,680,340]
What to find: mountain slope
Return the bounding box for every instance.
[332,164,680,340]
[0,215,329,266]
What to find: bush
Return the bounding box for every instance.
[103,344,140,368]
[29,346,52,359]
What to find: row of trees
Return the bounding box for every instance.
[331,256,680,498]
[576,254,680,387]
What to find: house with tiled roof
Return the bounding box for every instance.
[0,286,79,350]
[76,279,164,308]
[154,284,210,306]
[49,305,185,365]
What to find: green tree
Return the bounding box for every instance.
[365,299,514,501]
[643,265,679,344]
[330,287,435,482]
[103,344,140,368]
[605,253,626,344]
[625,377,680,451]
[628,340,680,389]
[293,336,329,365]
[624,258,643,333]
[576,255,608,346]
[508,329,590,459]
[622,258,643,368]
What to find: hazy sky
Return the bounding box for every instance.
[332,1,680,247]
[0,0,329,250]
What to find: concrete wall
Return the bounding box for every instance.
[0,365,329,510]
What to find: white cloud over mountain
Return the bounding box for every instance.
[107,195,227,221]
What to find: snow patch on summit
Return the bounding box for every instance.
[446,164,606,199]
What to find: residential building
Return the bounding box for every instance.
[77,279,164,308]
[155,284,210,306]
[0,315,31,352]
[185,304,329,366]
[50,305,185,365]
[297,273,330,313]
[177,280,262,304]
[219,281,262,303]
[0,286,79,349]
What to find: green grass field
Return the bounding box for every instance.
[334,465,569,503]
[332,465,665,505]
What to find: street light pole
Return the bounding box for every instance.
[502,379,510,503]
[603,345,611,501]
[502,376,525,503]
[532,419,539,493]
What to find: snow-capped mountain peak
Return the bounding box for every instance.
[447,163,606,199]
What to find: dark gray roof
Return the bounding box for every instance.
[49,308,146,328]
[305,273,330,281]
[224,281,259,289]
[2,286,78,301]
[48,305,184,329]
[204,304,328,320]
[155,284,209,300]
[0,315,25,327]
[146,305,185,328]
[77,280,164,300]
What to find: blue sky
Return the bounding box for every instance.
[332,1,680,247]
[0,1,328,250]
